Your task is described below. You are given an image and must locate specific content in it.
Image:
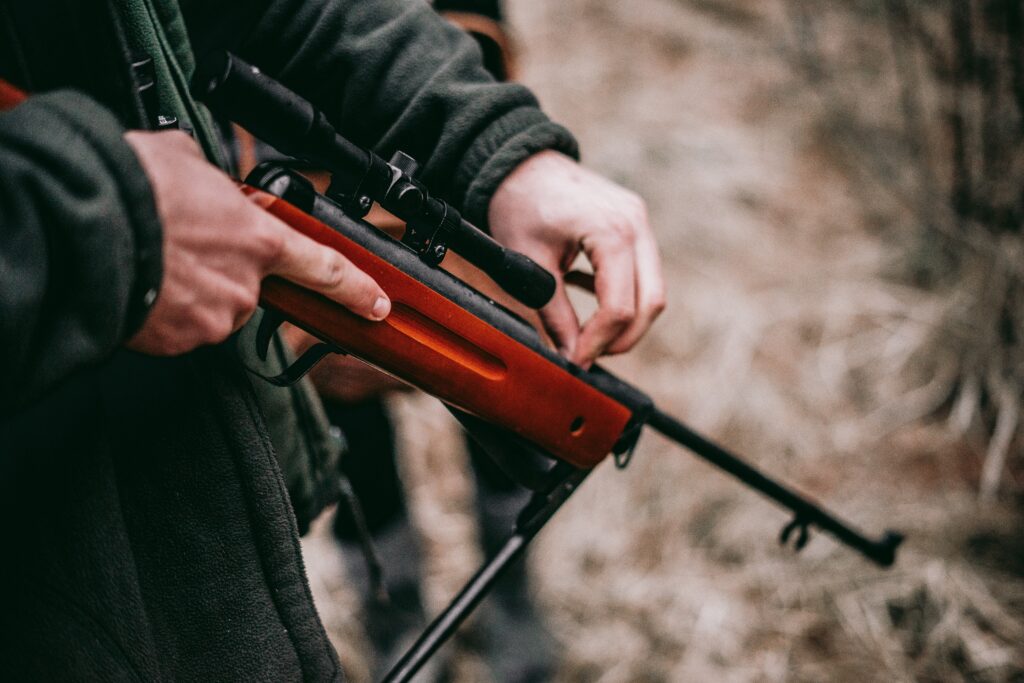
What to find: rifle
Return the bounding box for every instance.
[0,55,903,682]
[192,53,902,682]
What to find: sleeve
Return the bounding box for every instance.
[0,91,162,411]
[180,0,579,227]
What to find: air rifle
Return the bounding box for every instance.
[190,53,903,681]
[0,55,904,682]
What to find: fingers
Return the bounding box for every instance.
[487,152,666,367]
[539,285,582,358]
[573,231,637,367]
[569,200,664,365]
[528,246,581,357]
[263,216,390,321]
[606,224,666,354]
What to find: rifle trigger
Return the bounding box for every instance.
[255,308,287,361]
[779,516,810,552]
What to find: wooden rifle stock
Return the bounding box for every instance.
[0,78,644,470]
[243,170,648,470]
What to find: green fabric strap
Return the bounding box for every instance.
[113,0,345,527]
[117,0,224,165]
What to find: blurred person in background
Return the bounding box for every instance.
[0,0,663,680]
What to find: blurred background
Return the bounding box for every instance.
[301,1,1024,680]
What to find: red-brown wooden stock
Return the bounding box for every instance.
[0,77,632,468]
[245,189,633,469]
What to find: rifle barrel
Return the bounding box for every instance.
[647,409,903,567]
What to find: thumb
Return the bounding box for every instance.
[538,283,581,361]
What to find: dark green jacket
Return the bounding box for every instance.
[0,0,576,679]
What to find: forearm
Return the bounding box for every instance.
[181,0,577,225]
[0,92,161,410]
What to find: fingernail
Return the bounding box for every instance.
[371,296,391,320]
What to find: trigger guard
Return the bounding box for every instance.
[247,341,343,387]
[256,307,287,361]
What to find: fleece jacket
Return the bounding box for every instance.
[0,0,577,678]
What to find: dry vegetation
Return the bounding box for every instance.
[302,1,1024,680]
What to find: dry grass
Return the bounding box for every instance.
[302,1,1024,680]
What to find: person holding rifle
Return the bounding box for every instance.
[0,0,663,678]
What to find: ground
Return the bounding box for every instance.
[302,1,1024,680]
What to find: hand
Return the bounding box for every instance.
[488,150,665,367]
[123,130,390,356]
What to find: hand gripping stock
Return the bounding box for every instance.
[2,73,902,683]
[244,165,650,471]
